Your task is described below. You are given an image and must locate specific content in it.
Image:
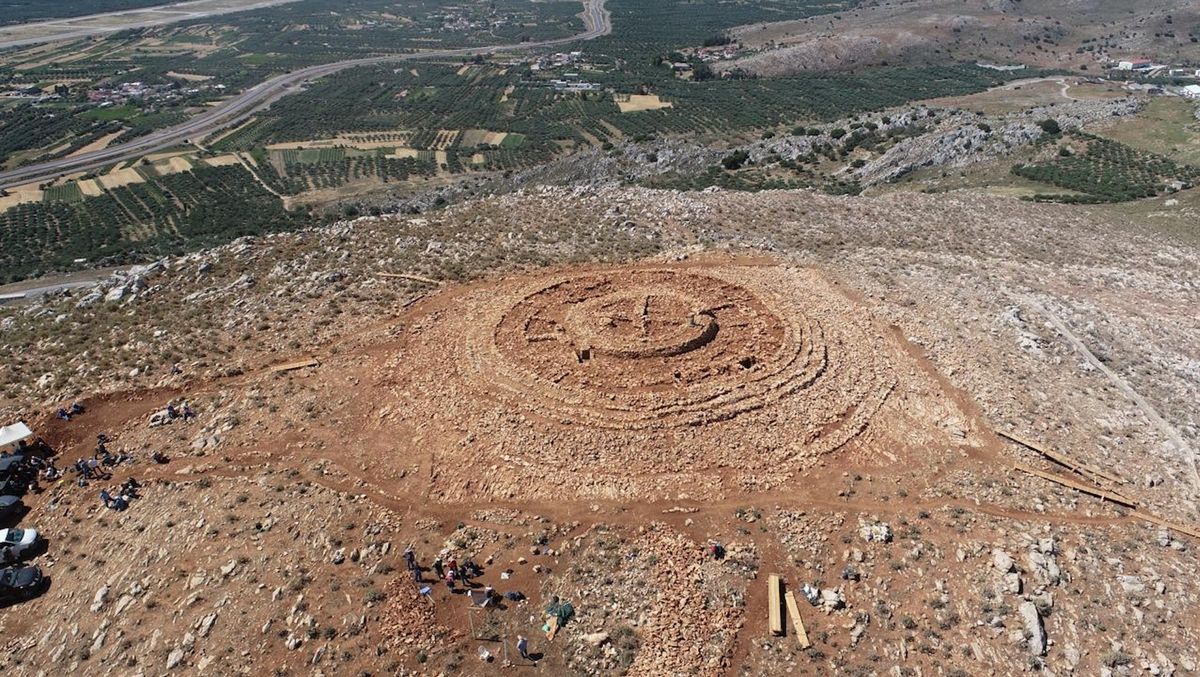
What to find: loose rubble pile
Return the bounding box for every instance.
[556,525,754,676]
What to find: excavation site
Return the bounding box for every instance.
[1,186,1197,676]
[377,261,961,503]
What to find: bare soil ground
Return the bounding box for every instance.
[615,94,672,113]
[0,186,1197,675]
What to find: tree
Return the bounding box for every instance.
[1038,119,1062,136]
[721,150,750,171]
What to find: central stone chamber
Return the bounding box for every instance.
[563,288,719,360]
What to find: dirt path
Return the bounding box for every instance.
[996,76,1078,101]
[234,152,284,198]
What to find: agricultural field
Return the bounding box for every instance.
[0,0,585,87]
[1089,97,1200,167]
[615,94,672,113]
[254,144,439,195]
[1013,132,1200,204]
[0,104,124,169]
[0,163,306,282]
[0,0,587,167]
[223,59,1027,179]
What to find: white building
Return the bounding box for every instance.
[0,422,32,452]
[1117,58,1153,71]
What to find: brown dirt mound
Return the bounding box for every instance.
[379,260,968,502]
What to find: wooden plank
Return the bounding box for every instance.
[767,574,783,636]
[784,590,811,649]
[268,358,320,373]
[1133,511,1200,540]
[1013,463,1137,509]
[999,431,1124,485]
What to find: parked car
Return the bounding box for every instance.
[0,496,21,521]
[0,478,24,497]
[0,454,25,472]
[0,565,45,603]
[0,455,28,481]
[0,528,41,564]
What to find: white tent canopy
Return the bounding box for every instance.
[0,422,33,449]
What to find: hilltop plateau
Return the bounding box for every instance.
[0,184,1197,675]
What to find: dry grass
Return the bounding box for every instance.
[97,167,145,189]
[0,183,43,210]
[615,94,673,113]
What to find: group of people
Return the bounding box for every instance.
[431,551,486,593]
[149,401,195,428]
[54,402,86,422]
[73,434,132,485]
[402,546,537,664]
[3,438,64,495]
[12,408,166,514]
[99,477,141,511]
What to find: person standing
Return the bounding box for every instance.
[517,635,530,661]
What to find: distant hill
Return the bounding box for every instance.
[721,0,1200,76]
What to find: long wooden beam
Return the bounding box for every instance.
[999,431,1124,486]
[784,590,811,649]
[1133,511,1200,540]
[268,357,320,373]
[1012,463,1137,509]
[767,574,783,636]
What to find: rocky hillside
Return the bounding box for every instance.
[0,185,1198,675]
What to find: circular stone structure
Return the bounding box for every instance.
[464,268,880,431]
[387,262,923,501]
[561,287,719,360]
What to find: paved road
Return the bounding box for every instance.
[0,0,303,50]
[0,0,611,191]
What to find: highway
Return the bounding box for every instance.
[0,0,611,191]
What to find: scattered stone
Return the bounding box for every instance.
[992,550,1015,573]
[582,632,610,646]
[198,613,218,638]
[1018,601,1046,656]
[859,522,892,543]
[91,585,110,612]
